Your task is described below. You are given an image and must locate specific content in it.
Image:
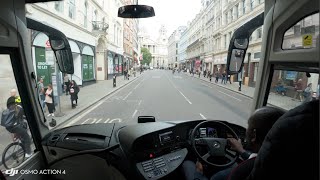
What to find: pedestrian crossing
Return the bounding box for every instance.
[81,117,122,124]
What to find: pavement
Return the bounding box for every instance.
[183,72,300,110]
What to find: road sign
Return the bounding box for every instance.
[302,34,312,46]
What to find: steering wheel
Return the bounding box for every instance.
[191,121,239,168]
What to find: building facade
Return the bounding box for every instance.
[168,26,187,69]
[139,25,168,68]
[26,0,125,85]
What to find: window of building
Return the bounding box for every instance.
[253,52,261,59]
[230,9,233,21]
[257,28,262,39]
[68,0,75,19]
[55,2,64,12]
[235,4,239,19]
[242,0,246,14]
[224,34,227,48]
[250,0,254,11]
[224,13,227,25]
[84,2,88,28]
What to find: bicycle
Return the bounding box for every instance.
[2,122,28,169]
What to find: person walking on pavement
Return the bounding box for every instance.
[238,71,243,91]
[209,72,212,82]
[221,71,227,84]
[45,84,55,117]
[215,72,219,83]
[64,74,70,95]
[37,78,46,111]
[203,69,206,78]
[227,73,232,84]
[302,83,313,103]
[124,69,128,80]
[293,79,303,101]
[207,70,211,78]
[1,97,32,158]
[198,70,201,78]
[69,80,80,109]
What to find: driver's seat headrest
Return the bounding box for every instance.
[247,100,319,180]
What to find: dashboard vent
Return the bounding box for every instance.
[141,160,154,172]
[48,134,60,145]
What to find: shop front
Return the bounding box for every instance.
[107,51,124,79]
[81,46,95,85]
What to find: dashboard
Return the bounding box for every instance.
[44,120,246,180]
[117,120,246,179]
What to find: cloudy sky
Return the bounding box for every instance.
[139,0,202,39]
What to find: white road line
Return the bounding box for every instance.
[201,83,212,88]
[81,118,92,125]
[179,91,192,104]
[200,113,206,120]
[132,109,138,118]
[91,119,97,124]
[104,118,110,123]
[218,90,242,101]
[134,82,141,89]
[95,119,102,123]
[138,100,142,106]
[65,101,104,127]
[123,91,132,100]
[109,118,122,123]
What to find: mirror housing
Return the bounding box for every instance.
[118,5,155,18]
[226,12,264,75]
[26,18,74,74]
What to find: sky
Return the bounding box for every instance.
[139,0,202,40]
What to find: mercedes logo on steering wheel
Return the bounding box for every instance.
[212,141,220,148]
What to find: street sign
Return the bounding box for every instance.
[302,34,312,46]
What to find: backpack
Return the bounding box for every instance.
[1,107,19,128]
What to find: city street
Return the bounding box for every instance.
[63,69,252,129]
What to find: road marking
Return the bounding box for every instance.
[173,76,182,79]
[123,91,132,100]
[138,100,142,106]
[81,118,92,124]
[201,83,212,88]
[179,91,192,104]
[134,82,142,89]
[104,118,110,123]
[152,76,161,78]
[109,118,122,123]
[200,113,206,120]
[132,109,138,118]
[218,91,242,101]
[65,101,104,127]
[91,119,97,124]
[95,119,102,123]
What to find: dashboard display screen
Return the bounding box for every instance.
[159,131,174,144]
[207,127,218,137]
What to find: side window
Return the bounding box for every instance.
[0,54,35,170]
[282,13,319,49]
[268,70,319,110]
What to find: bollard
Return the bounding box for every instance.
[113,74,116,87]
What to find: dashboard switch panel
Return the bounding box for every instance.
[136,148,188,179]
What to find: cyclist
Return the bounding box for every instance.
[1,97,32,158]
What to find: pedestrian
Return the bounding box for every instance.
[209,73,212,82]
[302,83,313,103]
[238,71,243,91]
[221,71,227,84]
[215,72,219,83]
[198,70,201,78]
[37,78,46,111]
[64,74,70,95]
[10,88,22,106]
[207,71,210,78]
[1,96,32,158]
[124,69,127,80]
[227,73,232,84]
[293,79,303,101]
[203,70,206,78]
[69,80,80,109]
[45,84,55,117]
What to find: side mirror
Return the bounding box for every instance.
[26,18,74,74]
[118,5,155,18]
[226,12,264,75]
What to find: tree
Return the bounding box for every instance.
[141,47,152,66]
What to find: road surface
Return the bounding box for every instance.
[64,69,252,128]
